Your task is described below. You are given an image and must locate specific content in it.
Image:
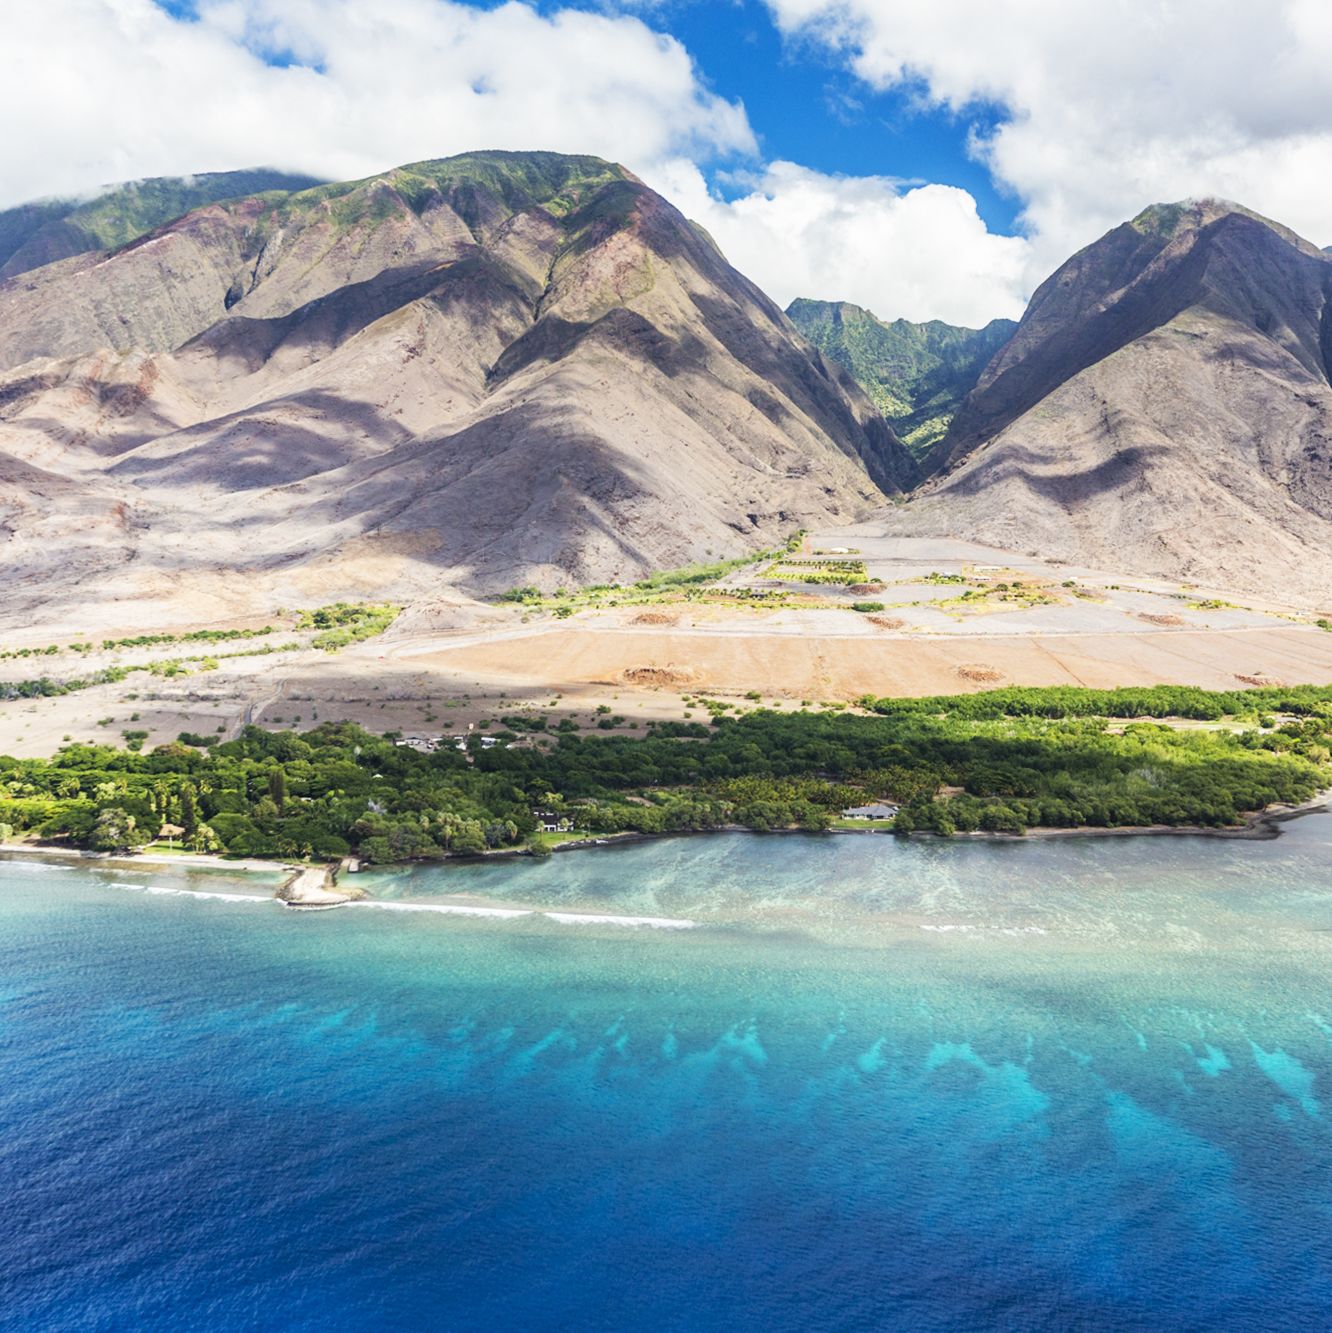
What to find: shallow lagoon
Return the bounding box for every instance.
[3,820,1332,1329]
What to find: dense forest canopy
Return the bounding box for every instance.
[2,685,1330,859]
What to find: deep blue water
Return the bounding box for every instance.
[3,821,1332,1330]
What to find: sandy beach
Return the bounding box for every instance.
[0,842,287,877]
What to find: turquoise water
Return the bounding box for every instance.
[3,822,1332,1329]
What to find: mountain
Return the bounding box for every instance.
[786,299,1015,458]
[894,199,1332,604]
[0,152,915,623]
[0,169,325,280]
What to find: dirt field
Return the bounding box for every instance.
[395,621,1332,702]
[3,533,1332,758]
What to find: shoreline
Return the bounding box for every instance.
[0,843,289,877]
[912,787,1332,844]
[0,788,1327,889]
[543,789,1332,852]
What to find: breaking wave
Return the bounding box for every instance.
[113,884,274,905]
[348,900,532,921]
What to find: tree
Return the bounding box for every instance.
[89,807,142,853]
[484,820,518,848]
[451,820,488,855]
[268,767,288,813]
[188,824,221,854]
[178,783,198,833]
[251,797,280,823]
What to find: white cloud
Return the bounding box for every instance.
[658,159,1029,325]
[765,0,1332,278]
[0,0,754,205]
[0,0,1034,325]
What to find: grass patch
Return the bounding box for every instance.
[492,534,808,617]
[297,603,400,651]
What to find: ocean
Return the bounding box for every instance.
[3,820,1331,1330]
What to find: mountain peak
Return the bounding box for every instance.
[893,193,1332,604]
[1128,197,1324,257]
[0,149,914,606]
[276,150,635,222]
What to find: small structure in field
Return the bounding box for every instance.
[533,810,570,833]
[841,802,900,820]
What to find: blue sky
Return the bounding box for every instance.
[525,0,1020,232]
[10,2,1332,325]
[150,0,1019,231]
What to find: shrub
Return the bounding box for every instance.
[501,714,547,732]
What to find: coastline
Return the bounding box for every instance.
[542,788,1332,853]
[909,787,1332,844]
[0,842,289,878]
[0,788,1327,895]
[1031,787,1332,842]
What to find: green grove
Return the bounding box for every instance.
[2,685,1330,860]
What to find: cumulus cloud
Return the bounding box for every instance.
[0,0,754,205]
[659,159,1029,324]
[766,0,1332,278]
[0,0,1035,324]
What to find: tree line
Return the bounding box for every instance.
[1,684,1330,860]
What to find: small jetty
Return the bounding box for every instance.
[276,861,361,910]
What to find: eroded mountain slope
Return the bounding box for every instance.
[894,200,1332,604]
[0,153,914,624]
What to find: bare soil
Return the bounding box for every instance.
[5,533,1332,759]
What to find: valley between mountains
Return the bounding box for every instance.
[2,151,1332,755]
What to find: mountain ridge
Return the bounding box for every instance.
[892,197,1332,603]
[931,199,1330,472]
[0,151,914,623]
[0,168,326,280]
[5,166,1332,617]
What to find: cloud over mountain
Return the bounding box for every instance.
[1,0,754,206]
[766,0,1332,279]
[14,1,1331,327]
[0,0,1033,325]
[659,161,1029,325]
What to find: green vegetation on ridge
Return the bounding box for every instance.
[245,151,634,245]
[787,298,1016,458]
[0,169,324,277]
[0,152,638,286]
